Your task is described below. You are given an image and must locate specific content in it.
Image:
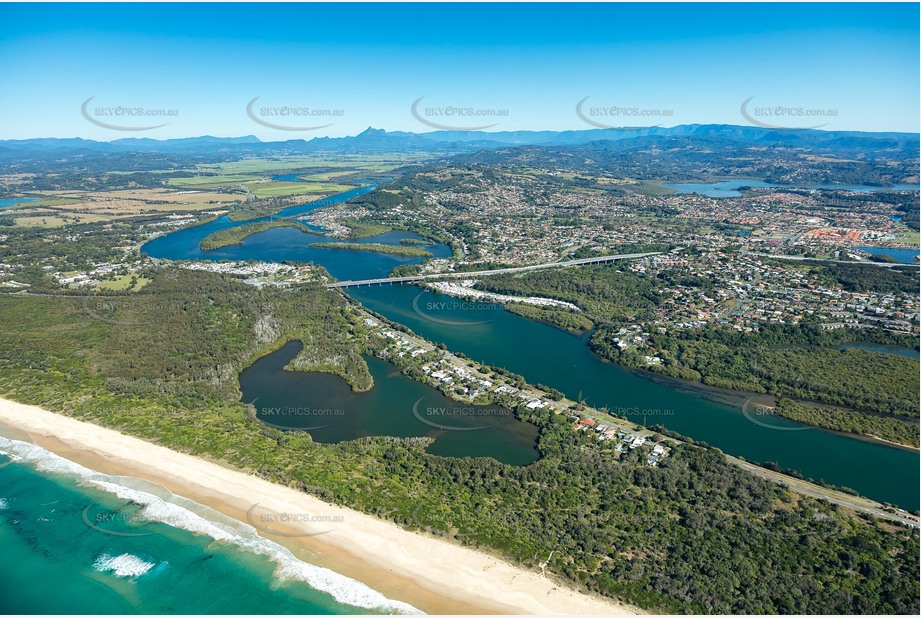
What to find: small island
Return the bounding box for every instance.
[309,241,432,257]
[399,237,435,246]
[200,221,309,250]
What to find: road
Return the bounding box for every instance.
[728,455,919,528]
[343,297,920,530]
[325,252,661,288]
[744,251,919,268]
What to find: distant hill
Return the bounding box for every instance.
[448,129,919,186]
[2,124,917,160]
[1,126,917,188]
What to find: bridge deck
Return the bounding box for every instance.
[325,252,660,288]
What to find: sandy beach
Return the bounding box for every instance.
[0,397,641,616]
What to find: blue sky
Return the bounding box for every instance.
[0,2,918,139]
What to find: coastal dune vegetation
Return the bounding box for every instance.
[0,270,918,614]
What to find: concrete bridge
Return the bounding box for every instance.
[324,252,660,288]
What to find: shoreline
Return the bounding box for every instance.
[632,367,920,453]
[0,397,641,616]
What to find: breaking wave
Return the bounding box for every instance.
[93,553,156,578]
[0,437,422,614]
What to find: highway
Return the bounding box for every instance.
[744,251,920,268]
[324,252,661,288]
[344,295,921,530]
[728,456,920,529]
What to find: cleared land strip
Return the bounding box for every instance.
[345,298,921,530]
[728,456,919,528]
[325,252,661,288]
[745,251,920,268]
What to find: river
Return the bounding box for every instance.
[855,246,920,265]
[665,180,920,198]
[142,186,452,281]
[143,188,921,510]
[350,285,920,510]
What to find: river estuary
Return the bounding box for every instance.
[142,187,920,510]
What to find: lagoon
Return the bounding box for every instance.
[238,341,539,466]
[665,180,920,198]
[855,246,920,264]
[146,188,920,509]
[0,197,36,208]
[349,285,920,510]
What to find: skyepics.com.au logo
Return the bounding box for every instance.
[410,502,523,541]
[411,397,510,431]
[245,503,343,537]
[740,397,811,432]
[251,401,345,431]
[80,295,179,327]
[740,97,837,130]
[411,292,499,326]
[411,97,508,131]
[576,96,674,129]
[246,97,344,131]
[81,97,178,131]
[612,406,676,418]
[82,505,162,537]
[718,509,842,539]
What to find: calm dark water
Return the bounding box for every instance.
[238,341,539,466]
[349,285,920,510]
[838,342,920,359]
[145,187,919,509]
[666,180,920,198]
[855,246,920,264]
[141,186,452,280]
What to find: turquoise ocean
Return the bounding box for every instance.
[0,436,420,615]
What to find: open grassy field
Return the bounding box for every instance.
[3,187,242,227]
[247,181,353,198]
[166,174,258,188]
[97,274,153,291]
[633,181,678,196]
[297,170,362,181]
[12,214,85,227]
[2,153,437,228]
[22,197,84,207]
[893,230,920,245]
[166,167,357,199]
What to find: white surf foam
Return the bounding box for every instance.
[93,552,156,578]
[89,480,239,542]
[0,497,7,510]
[0,437,423,614]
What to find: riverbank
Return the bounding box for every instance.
[423,279,583,311]
[631,367,920,452]
[200,220,310,250]
[0,397,641,616]
[311,241,433,257]
[345,286,917,526]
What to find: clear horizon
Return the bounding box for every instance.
[3,122,921,144]
[1,2,919,139]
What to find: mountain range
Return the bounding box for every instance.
[1,125,918,162]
